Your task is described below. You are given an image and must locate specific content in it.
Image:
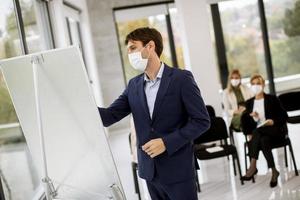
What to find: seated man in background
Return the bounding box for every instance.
[241,74,288,188]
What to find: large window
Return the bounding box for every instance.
[218,0,267,78]
[264,0,300,91]
[210,0,300,93]
[0,0,53,199]
[114,3,186,82]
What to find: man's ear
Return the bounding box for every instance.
[148,40,155,51]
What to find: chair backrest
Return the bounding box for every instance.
[278,91,300,112]
[206,105,216,118]
[194,116,228,144]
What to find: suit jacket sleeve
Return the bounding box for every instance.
[162,70,211,156]
[98,82,131,127]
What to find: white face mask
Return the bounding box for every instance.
[128,45,149,71]
[251,85,263,95]
[231,79,241,87]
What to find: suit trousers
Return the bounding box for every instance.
[146,177,198,200]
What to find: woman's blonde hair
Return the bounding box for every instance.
[227,69,241,92]
[250,74,265,85]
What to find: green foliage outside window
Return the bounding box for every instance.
[220,0,300,79]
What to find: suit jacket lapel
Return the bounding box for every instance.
[151,65,172,124]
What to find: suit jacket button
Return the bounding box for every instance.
[151,128,154,132]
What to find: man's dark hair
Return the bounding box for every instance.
[125,27,163,57]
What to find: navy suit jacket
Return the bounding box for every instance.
[242,93,288,135]
[99,64,210,184]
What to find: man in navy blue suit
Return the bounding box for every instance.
[99,27,210,200]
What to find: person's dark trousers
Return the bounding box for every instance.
[146,178,198,200]
[249,126,286,168]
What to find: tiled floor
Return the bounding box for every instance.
[108,122,300,200]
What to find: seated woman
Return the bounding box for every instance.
[223,69,253,131]
[241,74,288,188]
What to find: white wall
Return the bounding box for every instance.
[175,0,223,115]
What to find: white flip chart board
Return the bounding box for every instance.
[0,46,125,200]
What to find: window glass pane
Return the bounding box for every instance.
[169,7,186,69]
[0,0,21,125]
[265,0,300,91]
[219,0,267,79]
[20,0,45,53]
[0,1,22,58]
[116,14,173,83]
[0,1,39,199]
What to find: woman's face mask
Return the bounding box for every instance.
[128,44,150,72]
[251,84,263,95]
[230,79,241,87]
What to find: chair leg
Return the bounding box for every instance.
[229,128,235,145]
[221,140,230,160]
[132,162,141,200]
[232,154,237,176]
[235,152,244,185]
[244,142,248,171]
[195,169,201,192]
[288,142,299,176]
[284,146,288,167]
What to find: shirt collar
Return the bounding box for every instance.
[144,62,164,82]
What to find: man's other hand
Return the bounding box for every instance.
[142,138,166,158]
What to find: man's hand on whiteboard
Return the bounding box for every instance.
[142,138,166,158]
